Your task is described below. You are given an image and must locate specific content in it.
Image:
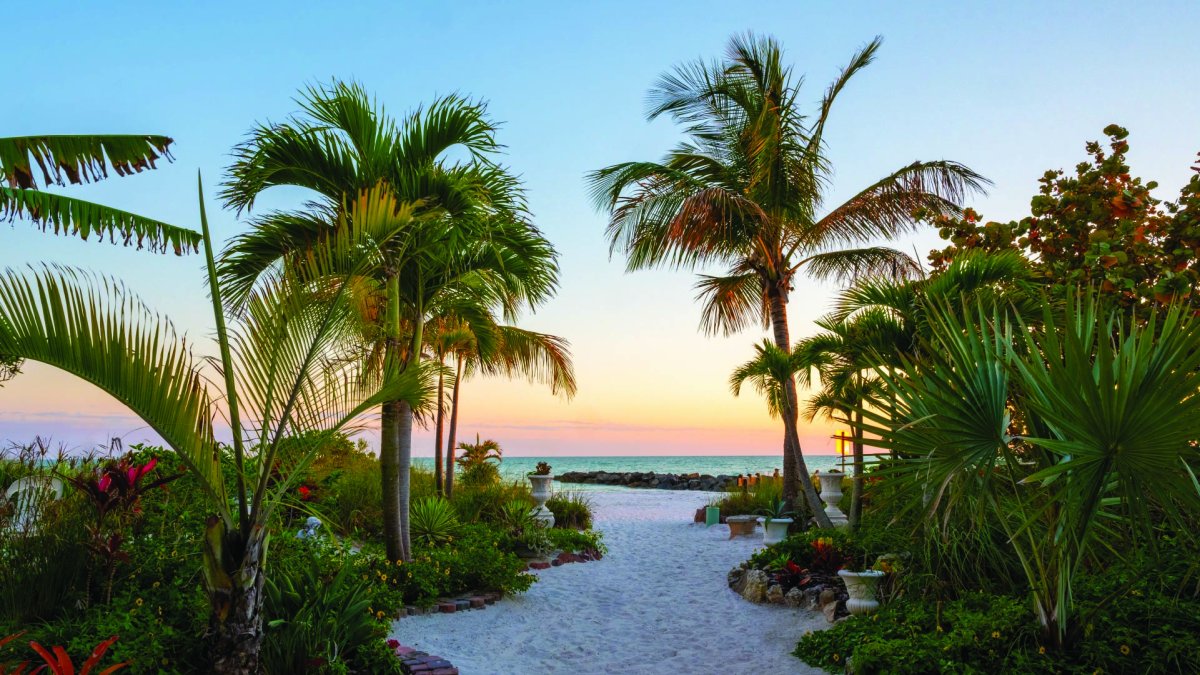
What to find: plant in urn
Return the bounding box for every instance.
[528,461,555,527]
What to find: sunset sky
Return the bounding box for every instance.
[4,1,1199,456]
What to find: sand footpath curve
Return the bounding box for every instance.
[390,489,827,674]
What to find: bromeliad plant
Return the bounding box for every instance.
[0,180,433,673]
[862,290,1200,649]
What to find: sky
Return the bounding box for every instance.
[3,1,1199,457]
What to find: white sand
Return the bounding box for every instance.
[390,489,827,674]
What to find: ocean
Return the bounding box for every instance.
[411,454,850,490]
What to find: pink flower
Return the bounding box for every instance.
[97,474,112,493]
[139,458,157,480]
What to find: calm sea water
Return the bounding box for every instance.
[411,454,848,490]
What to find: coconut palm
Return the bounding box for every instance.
[588,33,988,511]
[0,182,432,673]
[218,82,560,561]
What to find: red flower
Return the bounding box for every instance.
[298,485,313,501]
[387,639,400,649]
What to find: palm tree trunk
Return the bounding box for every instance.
[849,407,864,528]
[397,399,414,561]
[444,356,464,499]
[380,399,404,561]
[766,283,830,527]
[381,272,405,561]
[206,521,267,675]
[434,358,445,495]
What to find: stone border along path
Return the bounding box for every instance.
[389,489,827,674]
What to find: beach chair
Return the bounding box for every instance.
[3,476,64,533]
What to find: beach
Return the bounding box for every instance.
[389,489,827,674]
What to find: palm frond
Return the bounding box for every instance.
[0,134,173,190]
[0,265,226,510]
[810,160,991,245]
[801,246,922,284]
[1,187,202,254]
[694,270,768,336]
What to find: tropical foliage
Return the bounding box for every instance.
[218,81,562,562]
[927,125,1200,318]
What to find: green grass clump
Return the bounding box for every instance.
[546,490,594,529]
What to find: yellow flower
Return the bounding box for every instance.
[1120,645,1131,656]
[161,659,169,666]
[381,574,388,582]
[991,631,1000,639]
[362,575,369,581]
[832,654,840,663]
[376,610,386,620]
[135,598,144,607]
[152,581,161,588]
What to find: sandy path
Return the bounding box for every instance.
[390,489,826,674]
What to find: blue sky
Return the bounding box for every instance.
[4,1,1199,455]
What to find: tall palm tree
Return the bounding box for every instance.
[588,34,988,512]
[0,182,431,673]
[442,321,576,497]
[0,133,203,382]
[219,82,559,561]
[426,319,476,495]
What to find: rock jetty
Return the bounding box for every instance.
[556,470,737,491]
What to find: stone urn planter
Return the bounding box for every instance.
[837,569,885,615]
[756,516,793,545]
[527,474,556,527]
[817,471,849,528]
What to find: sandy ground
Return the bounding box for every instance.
[389,489,827,675]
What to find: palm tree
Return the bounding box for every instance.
[426,319,476,495]
[442,321,575,497]
[455,434,503,469]
[588,34,988,512]
[0,133,203,383]
[0,181,431,673]
[729,339,832,527]
[794,310,905,527]
[219,82,560,561]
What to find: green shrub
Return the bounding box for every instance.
[709,479,782,517]
[545,528,606,555]
[351,524,534,608]
[795,593,1043,673]
[451,481,533,524]
[323,463,383,536]
[794,581,1200,675]
[546,491,593,529]
[458,462,500,488]
[410,497,460,546]
[263,546,395,675]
